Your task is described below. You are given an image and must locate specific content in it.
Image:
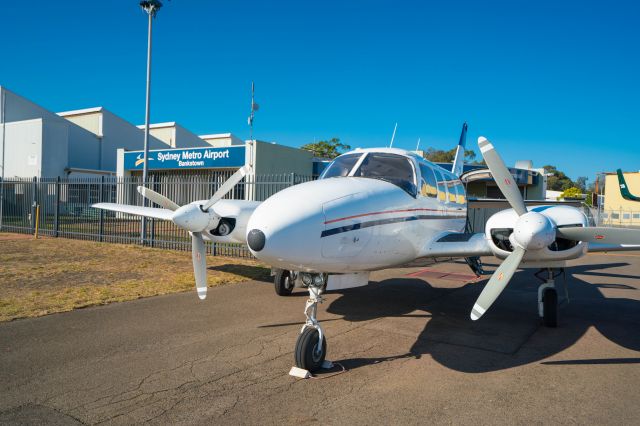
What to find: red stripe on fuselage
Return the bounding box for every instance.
[324,208,464,225]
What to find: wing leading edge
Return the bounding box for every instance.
[92,203,174,220]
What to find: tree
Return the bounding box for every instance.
[424,147,479,163]
[301,138,351,159]
[575,176,588,192]
[543,165,574,191]
[560,187,584,200]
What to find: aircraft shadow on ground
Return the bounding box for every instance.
[207,264,271,282]
[324,262,640,373]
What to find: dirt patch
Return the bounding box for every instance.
[0,233,270,322]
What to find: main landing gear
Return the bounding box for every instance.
[274,269,294,296]
[535,268,567,328]
[294,277,327,372]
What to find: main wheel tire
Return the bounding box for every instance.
[274,270,294,296]
[294,327,327,372]
[543,288,558,328]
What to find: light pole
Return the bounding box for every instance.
[139,0,162,244]
[0,89,6,231]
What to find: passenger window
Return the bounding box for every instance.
[433,169,448,202]
[455,183,466,204]
[419,164,437,198]
[354,153,417,197]
[447,179,457,203]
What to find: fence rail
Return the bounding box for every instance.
[0,174,313,258]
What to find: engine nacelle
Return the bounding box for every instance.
[205,199,261,244]
[485,205,589,263]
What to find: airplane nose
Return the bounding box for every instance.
[247,229,266,252]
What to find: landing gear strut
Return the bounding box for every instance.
[294,280,327,372]
[535,268,565,327]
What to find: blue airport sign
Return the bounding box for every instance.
[124,146,246,170]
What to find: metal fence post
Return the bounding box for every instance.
[54,176,60,237]
[98,176,105,242]
[290,172,295,187]
[30,177,37,234]
[150,175,155,248]
[0,176,3,232]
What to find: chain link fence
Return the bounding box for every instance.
[593,209,640,229]
[0,173,313,258]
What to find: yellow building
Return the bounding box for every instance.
[603,171,640,226]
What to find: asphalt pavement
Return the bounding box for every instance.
[1,252,640,425]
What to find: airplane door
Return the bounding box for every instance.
[321,193,371,258]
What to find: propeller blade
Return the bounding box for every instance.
[470,246,525,321]
[201,166,250,211]
[557,226,640,245]
[137,186,180,211]
[191,232,207,300]
[478,137,528,216]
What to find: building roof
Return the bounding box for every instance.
[136,122,179,129]
[199,133,233,139]
[57,106,104,117]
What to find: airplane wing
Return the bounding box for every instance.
[587,243,640,252]
[419,232,493,258]
[92,203,174,221]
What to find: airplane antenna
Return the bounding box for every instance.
[416,137,421,151]
[389,122,398,148]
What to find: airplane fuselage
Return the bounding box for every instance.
[244,148,467,273]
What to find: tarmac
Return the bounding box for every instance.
[1,252,639,425]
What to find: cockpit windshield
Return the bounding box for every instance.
[320,153,362,179]
[320,152,417,196]
[354,153,417,196]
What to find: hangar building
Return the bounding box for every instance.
[0,87,314,190]
[602,170,640,227]
[0,86,173,178]
[116,140,314,202]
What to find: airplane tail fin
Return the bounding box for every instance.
[617,169,640,201]
[451,122,468,177]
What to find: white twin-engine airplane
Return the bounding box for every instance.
[94,130,640,373]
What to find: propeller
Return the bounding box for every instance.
[471,137,640,321]
[471,137,555,320]
[202,167,249,211]
[477,137,527,216]
[136,165,250,299]
[137,186,179,211]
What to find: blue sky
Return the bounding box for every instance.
[2,0,639,181]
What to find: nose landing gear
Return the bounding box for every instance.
[535,268,566,328]
[294,280,327,372]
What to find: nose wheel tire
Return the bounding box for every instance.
[274,270,294,296]
[542,288,558,328]
[294,327,327,372]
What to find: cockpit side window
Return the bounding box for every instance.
[320,154,361,179]
[353,153,417,197]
